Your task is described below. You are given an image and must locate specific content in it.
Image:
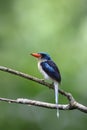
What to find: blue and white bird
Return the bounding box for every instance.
[31,52,61,117]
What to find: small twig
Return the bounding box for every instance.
[0,66,87,113]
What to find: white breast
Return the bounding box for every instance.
[38,61,49,80]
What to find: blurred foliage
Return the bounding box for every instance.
[0,0,87,130]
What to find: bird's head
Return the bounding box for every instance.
[31,52,51,60]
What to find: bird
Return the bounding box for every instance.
[31,52,61,117]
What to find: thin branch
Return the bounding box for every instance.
[0,66,87,113]
[0,97,70,110]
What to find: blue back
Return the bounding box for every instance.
[41,60,61,83]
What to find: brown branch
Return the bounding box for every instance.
[0,66,87,113]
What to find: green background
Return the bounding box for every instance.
[0,0,87,129]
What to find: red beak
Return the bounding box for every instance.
[31,53,41,58]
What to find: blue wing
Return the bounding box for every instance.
[40,60,61,83]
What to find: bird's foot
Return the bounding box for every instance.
[40,79,45,82]
[52,82,54,86]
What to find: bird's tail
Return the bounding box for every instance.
[54,82,59,118]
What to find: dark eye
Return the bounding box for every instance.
[42,54,46,57]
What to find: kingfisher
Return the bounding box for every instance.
[31,52,61,117]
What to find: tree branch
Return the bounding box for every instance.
[0,66,87,113]
[0,97,70,110]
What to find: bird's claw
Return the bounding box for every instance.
[52,82,54,86]
[40,79,45,82]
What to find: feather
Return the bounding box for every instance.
[39,60,60,118]
[54,82,59,118]
[40,60,61,83]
